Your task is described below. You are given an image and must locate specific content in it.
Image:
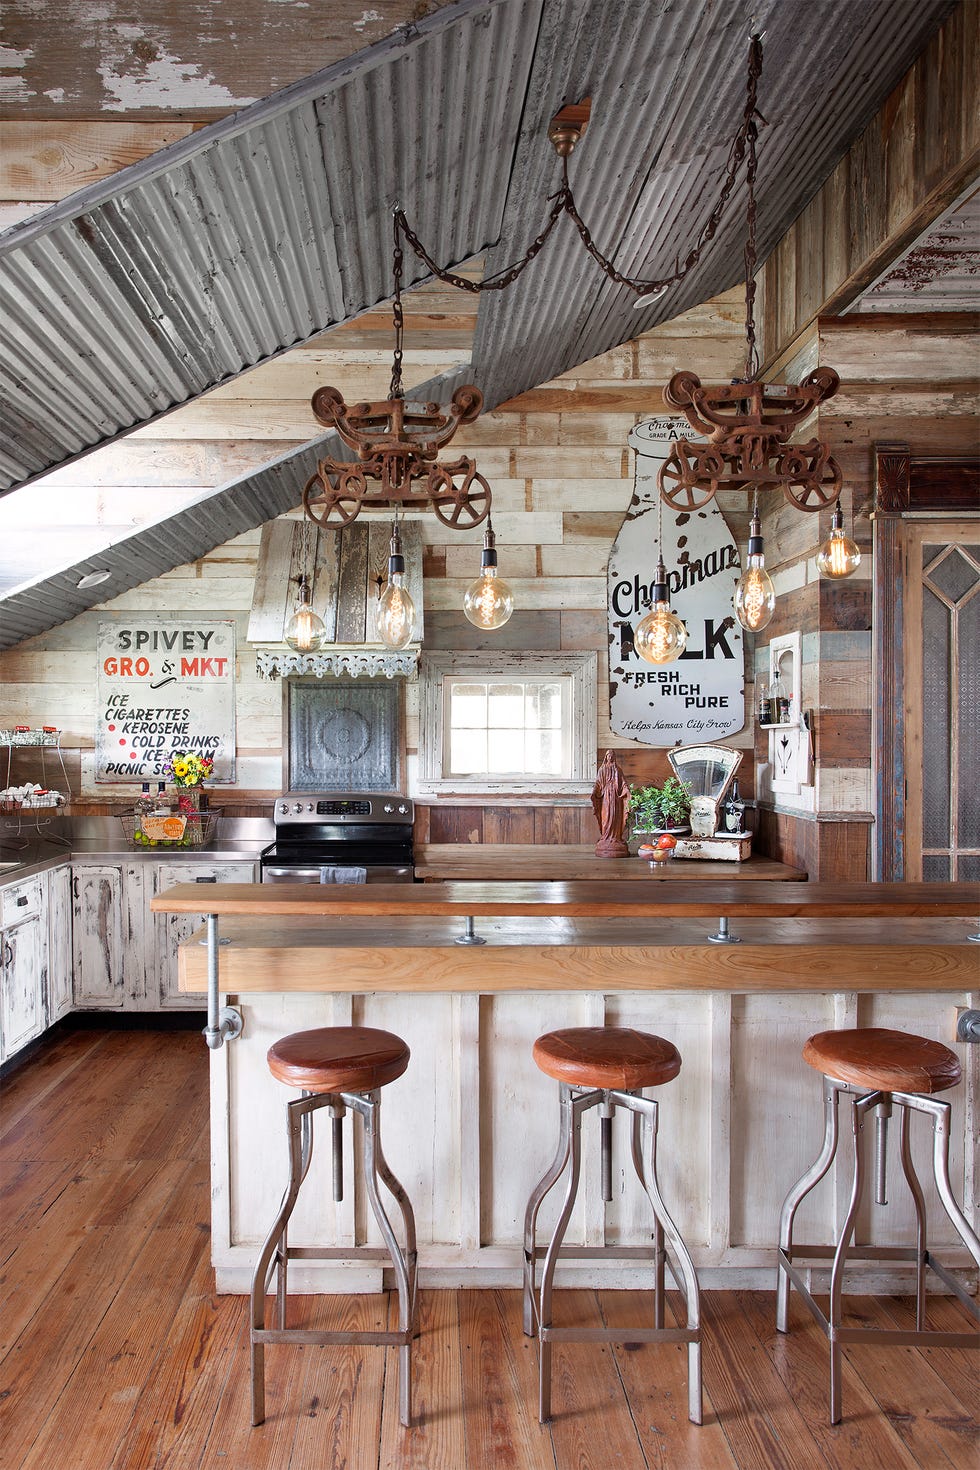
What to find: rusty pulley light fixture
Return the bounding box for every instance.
[300,33,850,648]
[654,34,859,630]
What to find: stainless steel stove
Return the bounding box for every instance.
[260,791,415,884]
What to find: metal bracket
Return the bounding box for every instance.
[955,1008,980,1044]
[204,1006,244,1050]
[455,915,486,946]
[707,916,741,944]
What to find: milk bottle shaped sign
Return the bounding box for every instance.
[608,418,745,744]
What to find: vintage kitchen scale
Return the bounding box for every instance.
[668,744,750,861]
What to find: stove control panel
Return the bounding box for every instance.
[273,792,414,825]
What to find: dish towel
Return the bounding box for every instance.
[319,865,367,885]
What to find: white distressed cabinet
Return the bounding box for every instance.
[45,864,73,1024]
[71,863,131,1008]
[0,875,47,1063]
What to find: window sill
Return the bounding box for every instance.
[417,781,595,801]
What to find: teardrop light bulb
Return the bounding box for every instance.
[634,556,688,665]
[376,527,416,649]
[284,578,327,652]
[463,522,514,629]
[816,501,861,579]
[733,513,775,631]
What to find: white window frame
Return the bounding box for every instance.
[418,651,597,796]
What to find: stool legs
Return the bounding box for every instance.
[523,1084,702,1426]
[777,1078,980,1424]
[359,1092,418,1427]
[629,1104,702,1423]
[250,1087,418,1429]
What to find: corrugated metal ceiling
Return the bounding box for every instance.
[0,0,959,648]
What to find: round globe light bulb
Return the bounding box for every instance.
[463,565,514,629]
[284,582,327,652]
[817,504,861,578]
[635,598,688,665]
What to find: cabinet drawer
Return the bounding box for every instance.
[1,876,43,927]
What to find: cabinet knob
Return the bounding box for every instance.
[16,895,28,906]
[195,875,218,884]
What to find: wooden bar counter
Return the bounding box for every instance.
[152,879,980,1296]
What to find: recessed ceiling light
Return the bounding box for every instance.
[76,570,111,589]
[633,286,667,309]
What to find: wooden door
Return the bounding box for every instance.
[902,522,979,881]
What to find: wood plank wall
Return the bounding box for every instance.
[760,0,979,368]
[753,313,979,879]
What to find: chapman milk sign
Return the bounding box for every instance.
[96,619,236,782]
[608,418,745,744]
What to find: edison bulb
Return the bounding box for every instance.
[734,563,775,631]
[734,512,775,632]
[634,555,687,664]
[635,599,688,664]
[817,503,861,578]
[377,578,416,648]
[284,581,326,652]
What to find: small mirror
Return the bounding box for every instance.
[668,744,742,835]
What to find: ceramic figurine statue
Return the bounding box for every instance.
[591,749,631,858]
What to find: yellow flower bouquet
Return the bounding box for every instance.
[163,750,215,788]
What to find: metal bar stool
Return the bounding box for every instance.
[523,1026,702,1425]
[777,1026,980,1423]
[250,1026,418,1428]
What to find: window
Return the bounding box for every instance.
[419,651,597,794]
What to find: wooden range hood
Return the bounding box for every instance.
[247,518,424,678]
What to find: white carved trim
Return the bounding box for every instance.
[255,647,418,679]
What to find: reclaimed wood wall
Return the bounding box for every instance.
[754,312,979,879]
[760,0,979,366]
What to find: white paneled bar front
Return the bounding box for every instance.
[153,881,980,1293]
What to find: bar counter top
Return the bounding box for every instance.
[154,880,980,994]
[153,878,979,919]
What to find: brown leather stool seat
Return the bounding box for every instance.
[251,1024,417,1430]
[802,1026,961,1096]
[524,1024,701,1427]
[267,1025,410,1093]
[533,1026,681,1091]
[777,1024,979,1425]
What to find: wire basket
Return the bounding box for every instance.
[118,810,219,849]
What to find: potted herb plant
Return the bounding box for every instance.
[628,776,692,844]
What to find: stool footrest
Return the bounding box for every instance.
[527,1243,661,1261]
[252,1328,412,1347]
[541,1326,698,1345]
[283,1245,402,1262]
[783,1243,927,1263]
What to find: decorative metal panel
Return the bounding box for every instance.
[287,678,401,790]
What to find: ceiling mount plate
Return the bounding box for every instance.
[548,99,592,157]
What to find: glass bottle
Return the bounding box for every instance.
[153,781,171,814]
[724,779,745,833]
[135,781,153,817]
[768,672,786,725]
[757,681,770,725]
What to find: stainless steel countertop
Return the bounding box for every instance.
[0,817,273,887]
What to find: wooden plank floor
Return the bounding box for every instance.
[1,1025,977,1469]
